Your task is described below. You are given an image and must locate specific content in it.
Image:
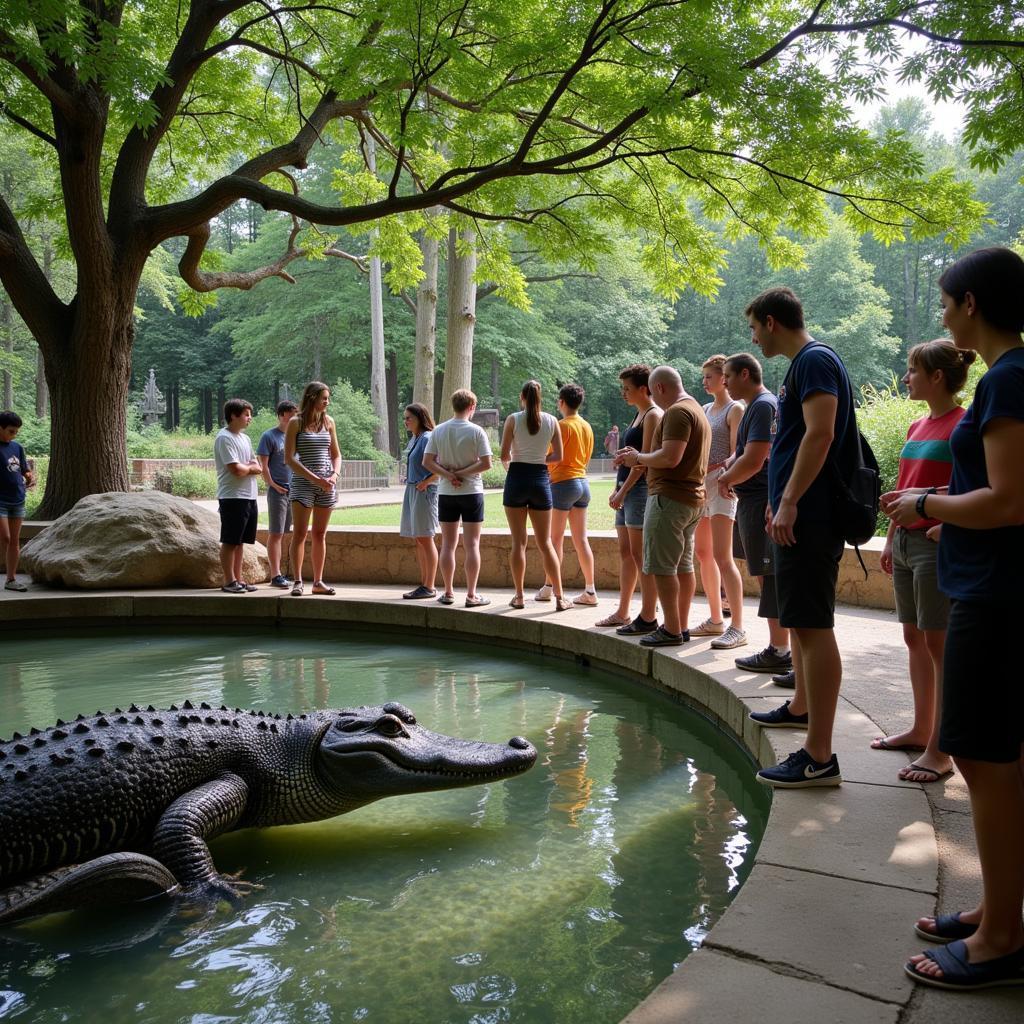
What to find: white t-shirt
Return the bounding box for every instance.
[214,428,257,499]
[509,410,558,464]
[424,418,492,496]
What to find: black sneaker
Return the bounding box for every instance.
[235,580,258,592]
[772,670,796,689]
[616,616,658,636]
[403,585,437,600]
[756,748,842,788]
[748,700,808,728]
[639,626,689,647]
[735,645,793,673]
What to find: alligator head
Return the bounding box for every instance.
[317,702,536,804]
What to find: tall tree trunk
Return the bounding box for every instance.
[172,383,180,429]
[442,225,477,411]
[1,296,12,410]
[434,369,445,424]
[386,349,400,458]
[413,225,439,409]
[490,354,500,412]
[903,246,919,348]
[363,135,390,454]
[35,242,53,417]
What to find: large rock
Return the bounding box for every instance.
[21,491,269,589]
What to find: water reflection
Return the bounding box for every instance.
[0,631,767,1024]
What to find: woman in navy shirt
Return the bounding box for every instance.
[885,247,1024,990]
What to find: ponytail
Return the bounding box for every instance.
[522,380,542,435]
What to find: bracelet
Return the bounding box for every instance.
[915,487,938,520]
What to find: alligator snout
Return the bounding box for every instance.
[509,736,531,750]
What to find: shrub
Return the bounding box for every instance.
[23,456,48,519]
[166,466,218,499]
[481,464,507,489]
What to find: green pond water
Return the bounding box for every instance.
[0,629,768,1024]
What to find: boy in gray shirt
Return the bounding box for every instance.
[214,398,262,593]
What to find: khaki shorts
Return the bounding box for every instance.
[642,494,703,575]
[892,527,949,632]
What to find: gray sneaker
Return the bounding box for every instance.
[711,625,748,649]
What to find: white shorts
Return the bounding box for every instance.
[702,467,738,520]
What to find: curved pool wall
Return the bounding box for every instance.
[0,588,938,1022]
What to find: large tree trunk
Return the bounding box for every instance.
[38,300,134,518]
[1,295,12,410]
[413,226,439,410]
[35,348,48,417]
[386,349,400,458]
[441,225,477,411]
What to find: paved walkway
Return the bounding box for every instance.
[194,485,408,514]
[0,582,1013,1024]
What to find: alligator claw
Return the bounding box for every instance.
[185,870,263,906]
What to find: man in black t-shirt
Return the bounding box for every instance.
[717,353,791,679]
[743,288,857,789]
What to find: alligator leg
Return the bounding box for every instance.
[151,772,258,902]
[0,852,178,925]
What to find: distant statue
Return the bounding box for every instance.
[471,408,500,431]
[139,369,166,427]
[281,383,292,402]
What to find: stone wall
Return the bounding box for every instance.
[269,528,896,611]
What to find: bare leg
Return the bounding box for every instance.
[900,628,954,781]
[788,630,807,715]
[462,521,484,599]
[632,529,658,621]
[414,536,438,589]
[232,545,245,583]
[439,521,460,598]
[290,503,312,583]
[754,575,789,648]
[654,573,681,634]
[567,506,595,590]
[609,525,637,621]
[711,514,744,632]
[220,543,238,586]
[528,508,564,601]
[793,626,842,764]
[881,624,936,749]
[676,569,696,634]
[909,750,1024,979]
[504,506,529,601]
[548,506,570,585]
[267,533,283,578]
[3,517,21,580]
[694,515,722,621]
[310,506,332,585]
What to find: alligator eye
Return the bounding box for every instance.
[375,715,407,738]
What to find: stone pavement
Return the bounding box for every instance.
[0,582,1016,1024]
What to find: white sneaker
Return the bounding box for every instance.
[535,583,553,602]
[572,590,598,606]
[690,617,726,636]
[711,626,748,650]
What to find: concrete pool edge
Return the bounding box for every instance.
[0,587,935,1023]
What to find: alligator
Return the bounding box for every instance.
[0,700,536,924]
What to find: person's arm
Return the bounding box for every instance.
[620,437,686,470]
[544,419,564,465]
[20,448,33,487]
[718,439,770,493]
[769,391,837,545]
[726,402,744,456]
[884,418,1024,530]
[258,454,287,493]
[880,520,897,575]
[500,416,515,469]
[422,451,461,488]
[284,420,322,484]
[326,417,342,489]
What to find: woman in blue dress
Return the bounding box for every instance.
[400,402,440,599]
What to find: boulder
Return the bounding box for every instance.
[21,491,269,589]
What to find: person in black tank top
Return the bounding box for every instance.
[596,364,663,632]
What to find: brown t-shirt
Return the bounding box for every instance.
[647,397,711,506]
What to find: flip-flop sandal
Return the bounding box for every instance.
[312,583,336,595]
[595,614,630,627]
[871,737,926,752]
[509,597,525,609]
[904,940,1024,990]
[555,597,572,612]
[899,762,954,783]
[465,595,491,608]
[915,912,979,944]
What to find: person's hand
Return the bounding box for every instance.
[717,474,735,501]
[880,543,893,576]
[613,446,638,468]
[880,487,920,516]
[883,492,921,528]
[449,471,463,488]
[609,490,623,510]
[768,499,797,546]
[926,523,942,543]
[24,471,34,489]
[415,480,429,492]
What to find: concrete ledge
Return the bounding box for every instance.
[0,585,936,1024]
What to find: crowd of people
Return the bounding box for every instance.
[2,246,1021,992]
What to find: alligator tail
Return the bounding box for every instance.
[0,852,179,925]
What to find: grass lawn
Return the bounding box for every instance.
[267,479,621,530]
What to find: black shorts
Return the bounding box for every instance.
[941,599,1023,763]
[775,520,844,629]
[219,498,259,545]
[502,462,552,510]
[735,496,773,576]
[438,493,485,523]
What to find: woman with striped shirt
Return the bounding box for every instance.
[285,381,341,596]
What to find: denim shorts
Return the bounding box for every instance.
[550,477,591,511]
[614,479,648,529]
[0,501,26,519]
[503,462,552,510]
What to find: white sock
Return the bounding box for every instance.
[774,646,791,657]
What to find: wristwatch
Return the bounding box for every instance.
[915,487,938,519]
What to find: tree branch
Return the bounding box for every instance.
[0,103,57,147]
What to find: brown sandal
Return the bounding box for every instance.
[595,613,629,627]
[555,596,572,612]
